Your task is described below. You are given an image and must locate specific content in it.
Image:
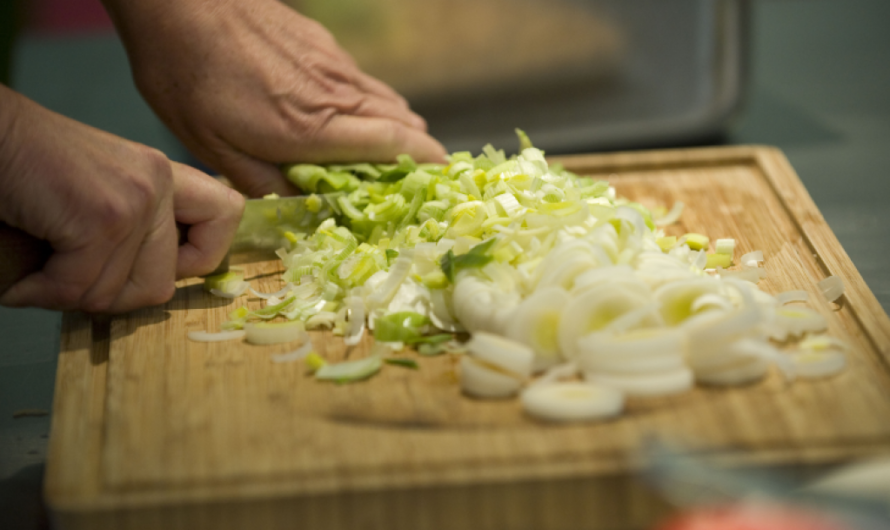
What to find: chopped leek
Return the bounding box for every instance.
[384,358,419,370]
[315,355,382,383]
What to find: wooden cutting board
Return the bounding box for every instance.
[45,146,890,530]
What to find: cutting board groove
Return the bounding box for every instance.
[45,146,890,530]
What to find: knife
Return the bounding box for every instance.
[0,193,339,296]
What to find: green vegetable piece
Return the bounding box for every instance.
[384,358,419,370]
[251,296,296,318]
[684,233,710,251]
[516,128,534,151]
[315,355,382,383]
[706,253,732,269]
[373,311,430,343]
[204,270,244,292]
[440,238,498,283]
[417,343,447,356]
[305,352,327,373]
[283,164,327,193]
[627,202,656,230]
[385,249,399,265]
[406,333,453,345]
[377,154,417,182]
[327,163,381,180]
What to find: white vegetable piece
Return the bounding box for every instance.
[466,332,534,378]
[584,368,694,398]
[187,330,246,342]
[460,356,523,398]
[790,349,846,379]
[818,275,845,303]
[271,340,315,363]
[696,357,770,386]
[558,283,653,359]
[505,286,570,372]
[521,382,624,422]
[244,321,307,345]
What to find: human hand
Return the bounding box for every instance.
[104,0,447,198]
[0,86,244,313]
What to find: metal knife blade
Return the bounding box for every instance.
[206,192,341,275]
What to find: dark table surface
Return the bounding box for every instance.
[1,0,888,528]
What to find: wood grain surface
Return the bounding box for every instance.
[45,146,890,530]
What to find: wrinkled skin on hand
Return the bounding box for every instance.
[105,0,447,198]
[0,86,244,313]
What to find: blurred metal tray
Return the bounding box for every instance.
[292,0,747,154]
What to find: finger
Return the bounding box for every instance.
[351,70,412,110]
[217,152,301,198]
[305,115,448,163]
[105,201,179,313]
[171,162,245,278]
[0,218,146,311]
[347,93,428,131]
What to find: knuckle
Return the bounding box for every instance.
[54,282,91,311]
[81,294,116,314]
[148,282,177,306]
[381,121,410,151]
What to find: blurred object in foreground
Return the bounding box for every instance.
[644,443,890,530]
[286,0,747,154]
[656,504,851,530]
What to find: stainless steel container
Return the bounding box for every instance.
[290,0,748,154]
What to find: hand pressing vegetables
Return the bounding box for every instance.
[103,0,446,198]
[205,131,849,421]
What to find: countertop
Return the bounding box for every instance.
[1,0,888,527]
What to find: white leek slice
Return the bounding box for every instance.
[343,295,366,346]
[654,201,684,227]
[271,340,314,363]
[790,349,846,379]
[460,356,523,398]
[558,284,651,359]
[466,332,534,378]
[250,283,294,300]
[654,277,723,326]
[584,368,693,398]
[305,311,337,329]
[316,355,382,383]
[740,250,764,268]
[717,267,767,283]
[210,281,250,299]
[690,293,734,314]
[799,334,850,353]
[244,321,307,345]
[577,328,685,366]
[767,306,828,341]
[521,382,623,422]
[187,330,246,342]
[504,286,570,372]
[775,290,809,305]
[696,357,770,386]
[204,269,245,293]
[715,238,735,255]
[531,362,579,386]
[818,275,845,303]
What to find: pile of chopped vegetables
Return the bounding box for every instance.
[193,130,849,422]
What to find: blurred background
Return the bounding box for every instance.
[1,0,889,528]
